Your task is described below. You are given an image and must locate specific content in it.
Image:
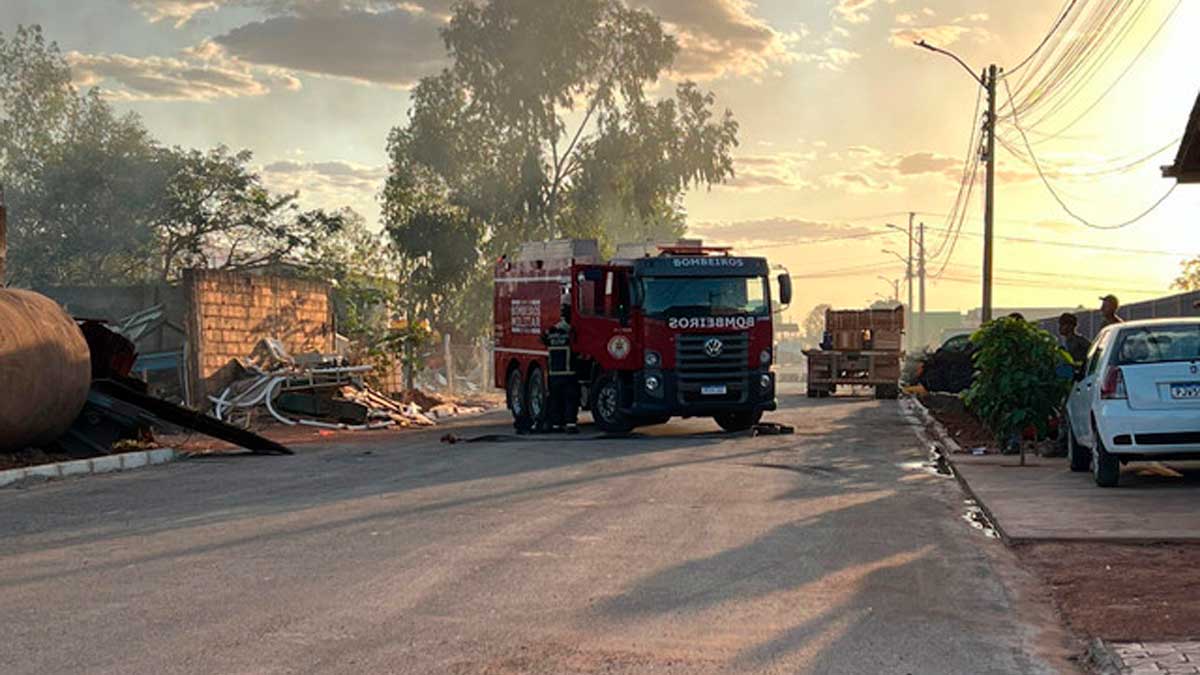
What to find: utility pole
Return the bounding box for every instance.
[906,212,915,347]
[982,64,998,323]
[918,221,927,348]
[914,40,999,324]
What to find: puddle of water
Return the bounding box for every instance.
[896,446,953,477]
[962,499,1000,538]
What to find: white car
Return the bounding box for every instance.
[1065,318,1200,487]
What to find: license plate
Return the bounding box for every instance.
[701,385,728,396]
[1170,383,1200,399]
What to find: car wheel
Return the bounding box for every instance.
[1067,423,1090,473]
[1091,425,1120,487]
[591,372,633,434]
[507,368,531,432]
[526,365,548,432]
[713,410,763,432]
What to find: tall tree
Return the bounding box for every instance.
[804,304,833,346]
[383,0,740,336]
[0,25,348,287]
[1,26,168,286]
[1173,259,1200,292]
[154,146,345,282]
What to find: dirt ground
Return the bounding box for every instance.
[921,393,997,451]
[1016,542,1200,641]
[0,448,76,472]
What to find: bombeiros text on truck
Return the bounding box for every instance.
[493,239,792,433]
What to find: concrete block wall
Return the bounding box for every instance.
[184,269,333,404]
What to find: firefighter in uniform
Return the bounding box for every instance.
[542,304,579,434]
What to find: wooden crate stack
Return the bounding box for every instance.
[825,307,904,352]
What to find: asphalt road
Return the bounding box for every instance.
[0,394,1073,674]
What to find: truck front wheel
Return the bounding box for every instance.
[714,410,762,432]
[591,373,633,434]
[508,368,531,432]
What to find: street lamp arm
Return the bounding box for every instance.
[914,40,984,87]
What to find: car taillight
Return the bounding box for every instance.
[1100,366,1127,400]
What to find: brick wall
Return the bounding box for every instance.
[184,269,333,404]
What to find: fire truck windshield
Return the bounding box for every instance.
[640,276,769,317]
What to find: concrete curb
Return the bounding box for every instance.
[902,396,964,454]
[902,396,1012,543]
[0,449,180,489]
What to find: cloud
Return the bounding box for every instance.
[67,42,301,101]
[141,0,798,83]
[846,145,883,158]
[889,12,992,48]
[823,171,895,194]
[130,0,222,26]
[637,0,800,80]
[213,7,446,87]
[260,158,386,222]
[719,152,818,192]
[796,47,861,72]
[876,151,961,177]
[689,217,875,246]
[833,0,878,25]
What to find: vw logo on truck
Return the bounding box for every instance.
[704,338,724,358]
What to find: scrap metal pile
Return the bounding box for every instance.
[208,339,473,431]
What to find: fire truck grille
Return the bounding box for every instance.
[675,332,749,404]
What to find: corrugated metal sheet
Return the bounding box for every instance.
[1036,290,1200,339]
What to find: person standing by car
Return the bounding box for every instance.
[1100,294,1124,328]
[1058,313,1091,369]
[1053,312,1091,457]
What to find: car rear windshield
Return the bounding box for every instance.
[1115,324,1200,365]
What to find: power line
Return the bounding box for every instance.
[931,162,978,279]
[938,261,1161,285]
[1004,0,1080,77]
[730,218,1194,258]
[916,223,1191,258]
[1002,77,1179,230]
[1019,0,1150,128]
[1034,0,1182,141]
[934,273,1165,295]
[929,88,984,261]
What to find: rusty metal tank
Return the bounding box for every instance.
[0,289,91,451]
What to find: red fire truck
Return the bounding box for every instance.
[493,239,792,433]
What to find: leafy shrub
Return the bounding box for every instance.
[963,318,1072,443]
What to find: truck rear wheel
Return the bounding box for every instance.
[591,372,633,434]
[526,365,548,431]
[508,368,531,432]
[714,410,762,432]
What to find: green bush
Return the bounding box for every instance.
[963,318,1072,443]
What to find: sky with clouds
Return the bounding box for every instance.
[3,0,1198,323]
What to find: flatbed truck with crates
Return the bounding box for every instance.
[804,306,904,399]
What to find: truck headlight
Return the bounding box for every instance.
[760,373,773,391]
[645,375,662,393]
[760,349,772,367]
[644,350,661,368]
